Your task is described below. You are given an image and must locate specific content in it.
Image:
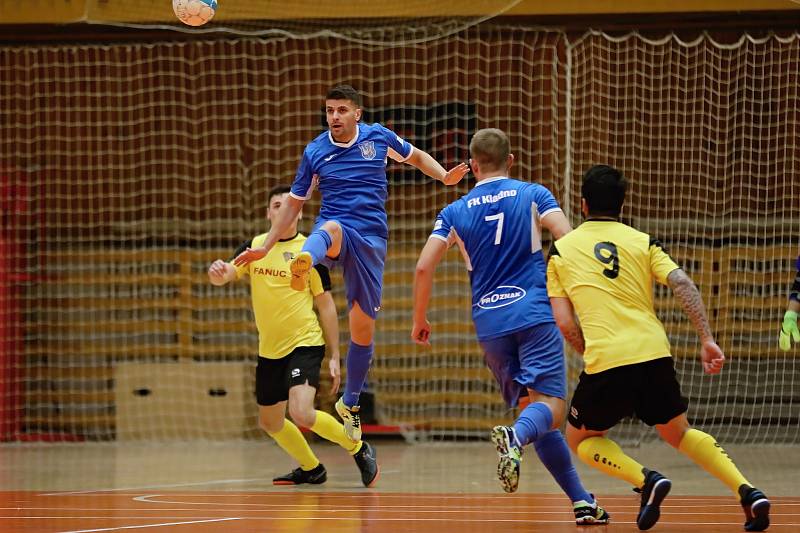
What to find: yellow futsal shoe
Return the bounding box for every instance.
[289,251,313,291]
[335,397,362,442]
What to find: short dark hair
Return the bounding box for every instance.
[469,128,510,172]
[326,84,362,107]
[267,185,291,205]
[581,165,628,217]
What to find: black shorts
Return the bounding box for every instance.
[256,345,325,406]
[568,356,688,431]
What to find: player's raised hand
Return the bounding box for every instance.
[208,259,226,277]
[411,319,432,346]
[779,310,799,351]
[233,246,267,266]
[329,356,341,395]
[441,162,470,186]
[700,340,725,375]
[208,259,229,285]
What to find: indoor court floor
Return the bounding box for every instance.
[0,440,797,532]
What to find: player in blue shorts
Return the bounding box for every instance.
[235,85,469,441]
[779,254,799,351]
[411,128,609,525]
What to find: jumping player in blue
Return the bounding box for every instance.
[235,85,469,443]
[411,128,609,525]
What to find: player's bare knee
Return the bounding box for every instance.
[321,221,342,240]
[549,402,567,428]
[528,392,565,429]
[351,329,374,346]
[565,425,582,453]
[657,429,682,448]
[258,403,287,434]
[287,403,316,428]
[349,303,376,344]
[259,416,283,434]
[656,420,688,449]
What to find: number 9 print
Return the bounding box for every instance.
[594,242,620,279]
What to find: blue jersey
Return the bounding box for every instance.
[290,123,414,239]
[430,177,563,340]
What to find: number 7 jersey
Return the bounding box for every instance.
[429,176,563,340]
[546,220,681,374]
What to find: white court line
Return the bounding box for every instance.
[41,470,401,496]
[41,478,266,496]
[31,516,792,527]
[3,516,795,528]
[118,492,800,503]
[4,506,800,517]
[58,517,240,533]
[132,494,800,511]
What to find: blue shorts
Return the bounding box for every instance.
[479,322,566,407]
[317,221,386,320]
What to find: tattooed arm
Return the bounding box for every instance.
[667,268,713,342]
[667,268,725,374]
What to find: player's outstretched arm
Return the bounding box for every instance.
[411,237,449,345]
[208,259,237,286]
[233,195,305,266]
[549,297,585,354]
[314,291,341,395]
[404,148,469,186]
[667,268,725,374]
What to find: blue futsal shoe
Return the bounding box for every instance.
[740,485,770,532]
[636,469,672,530]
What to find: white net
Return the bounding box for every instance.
[0,25,565,442]
[1,23,798,443]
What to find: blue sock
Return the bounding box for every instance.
[343,341,373,407]
[302,229,332,265]
[512,401,553,446]
[534,430,594,504]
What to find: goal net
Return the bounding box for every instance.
[565,31,800,444]
[1,18,798,443]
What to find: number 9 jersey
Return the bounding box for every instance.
[429,176,562,341]
[546,220,681,374]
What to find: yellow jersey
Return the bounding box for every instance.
[546,220,680,374]
[232,232,328,359]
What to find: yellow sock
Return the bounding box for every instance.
[267,419,319,471]
[678,429,750,495]
[577,436,647,488]
[310,410,362,455]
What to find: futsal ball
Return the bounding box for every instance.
[172,0,217,27]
